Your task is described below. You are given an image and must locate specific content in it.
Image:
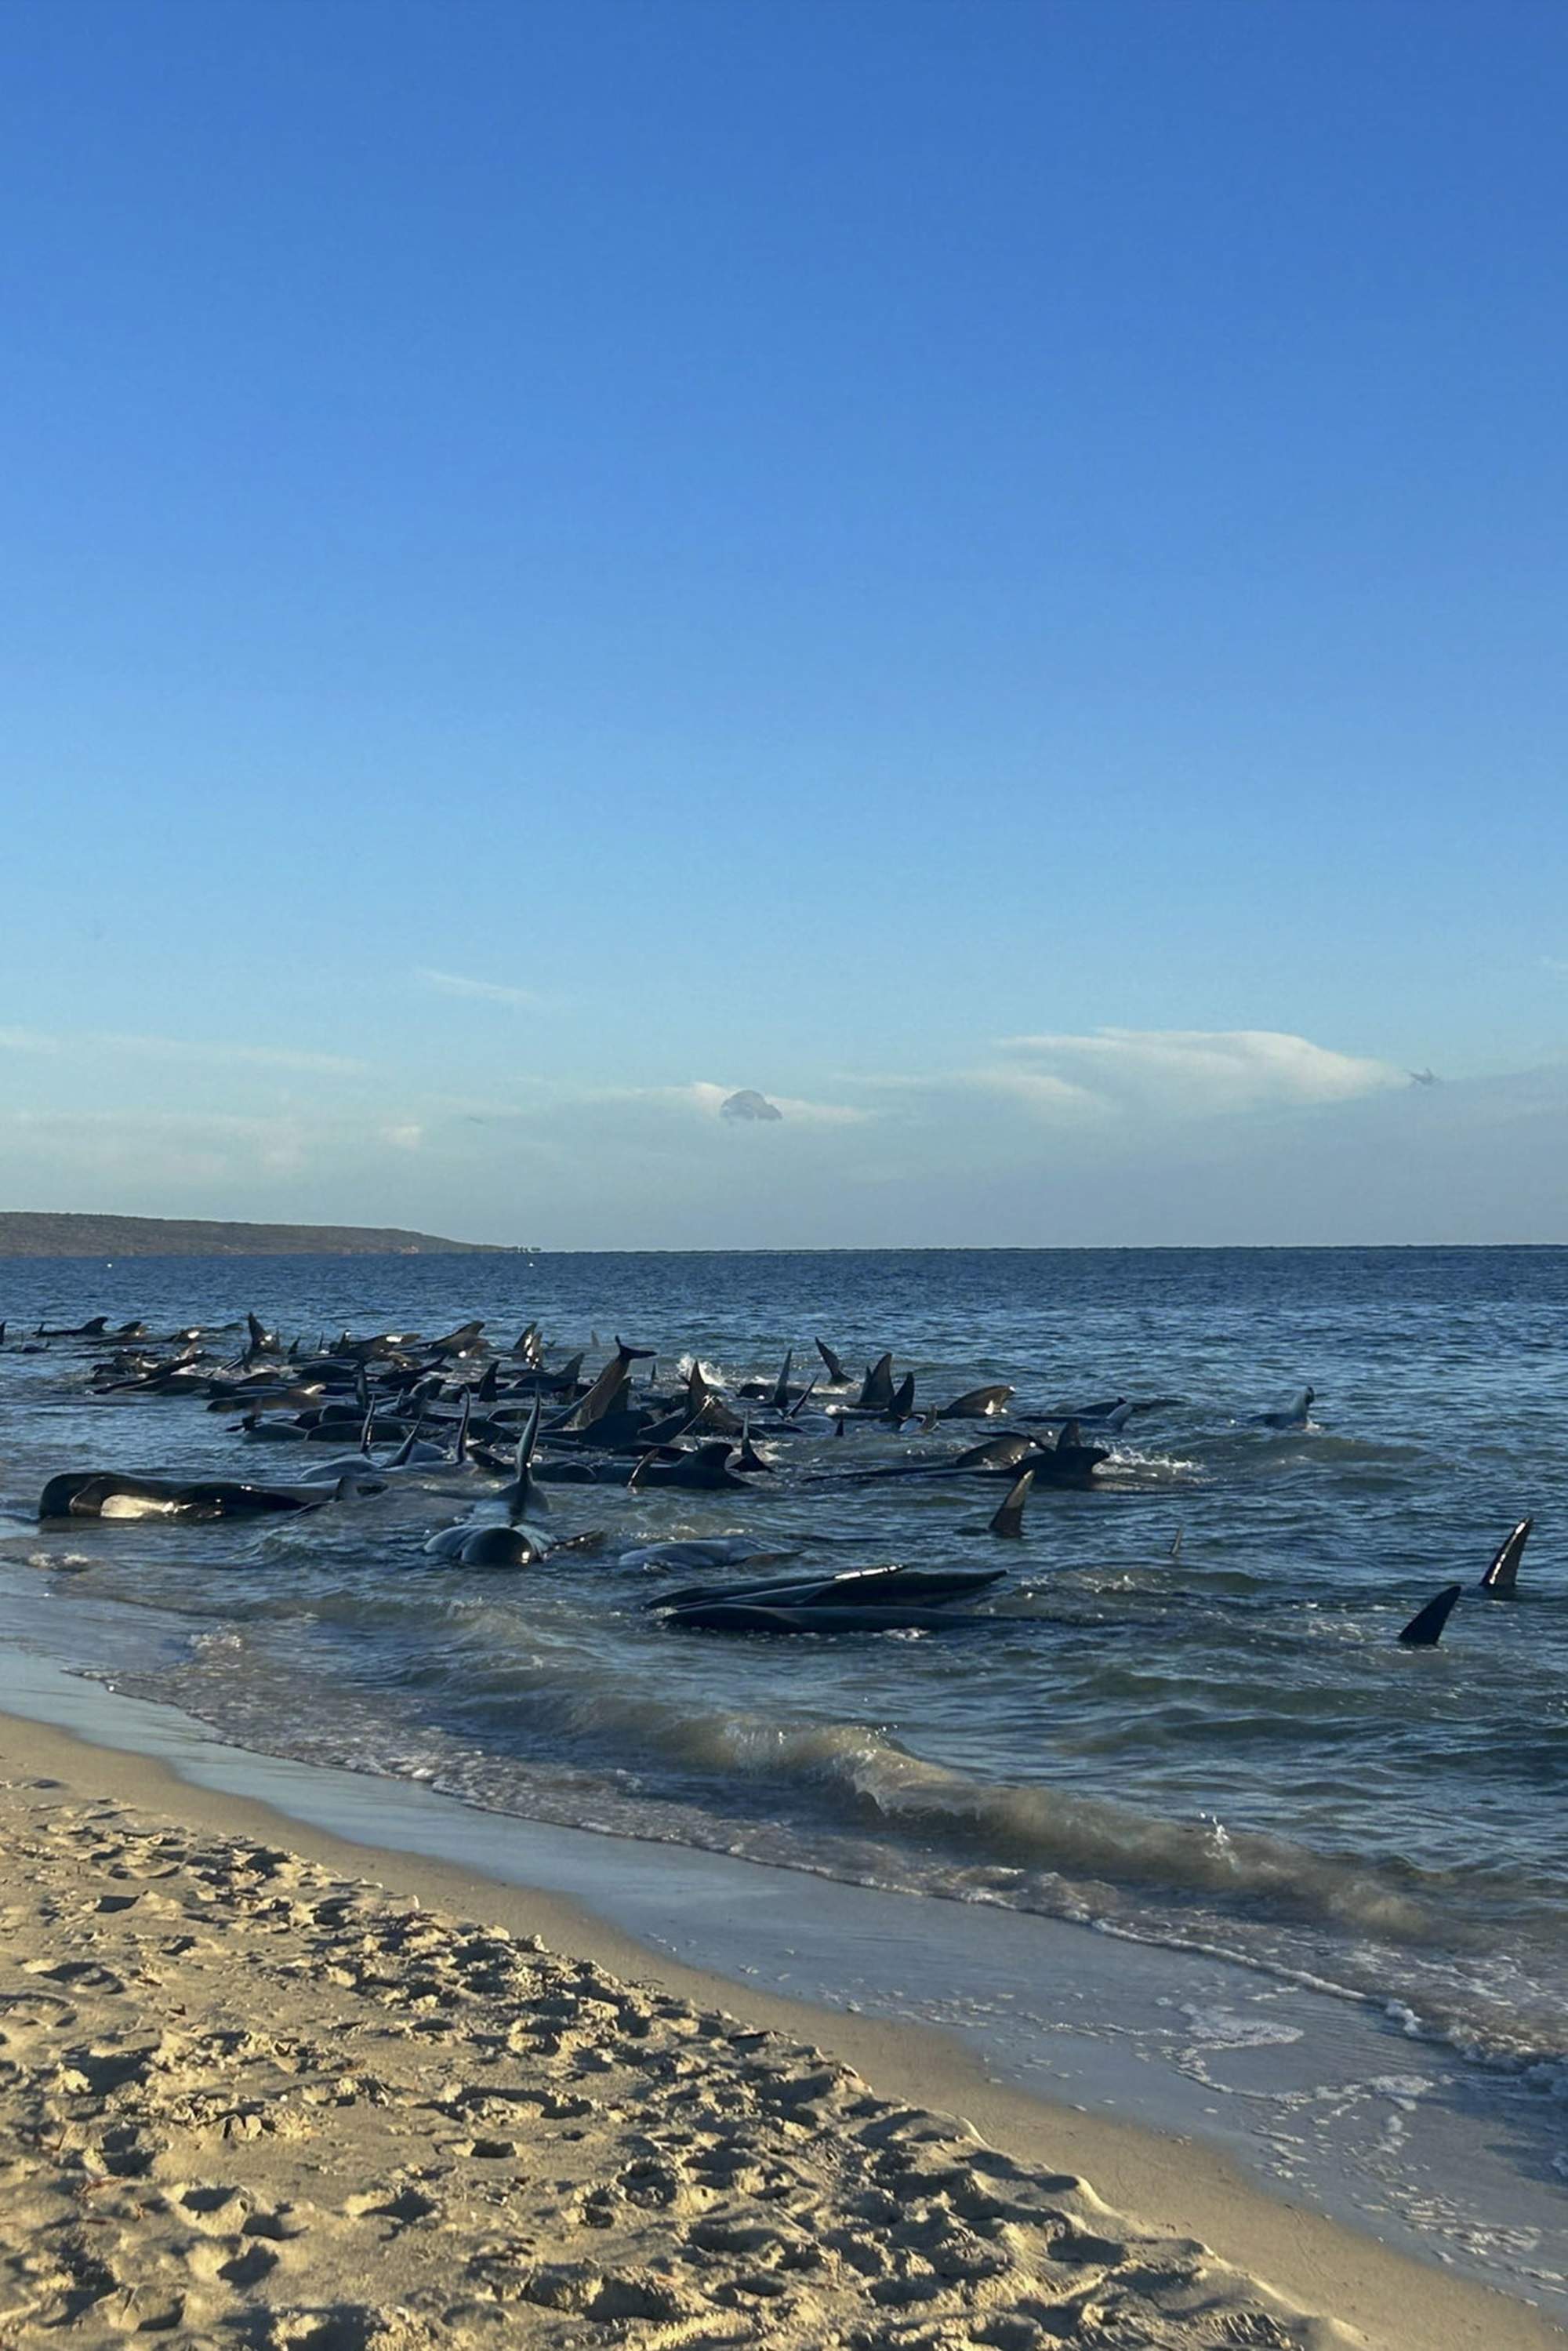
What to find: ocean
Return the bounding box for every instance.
[2,1246,1565,2103]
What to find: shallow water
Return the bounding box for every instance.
[2,1248,1565,2109]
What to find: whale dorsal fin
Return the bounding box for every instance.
[1398,1583,1464,1647]
[989,1468,1033,1539]
[1479,1517,1532,1597]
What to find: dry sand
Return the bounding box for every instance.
[0,1710,1559,2351]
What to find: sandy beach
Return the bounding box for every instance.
[1,1707,1559,2351]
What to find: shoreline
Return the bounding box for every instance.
[0,1652,1559,2350]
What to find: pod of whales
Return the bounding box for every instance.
[16,1305,1544,1670]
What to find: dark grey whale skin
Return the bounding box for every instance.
[38,1471,333,1521]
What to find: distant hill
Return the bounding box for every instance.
[0,1212,512,1258]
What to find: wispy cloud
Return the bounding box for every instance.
[993,1027,1402,1114]
[2,1105,314,1176]
[848,1028,1403,1125]
[413,967,542,1009]
[0,1027,364,1076]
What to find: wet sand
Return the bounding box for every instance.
[2,1697,1561,2349]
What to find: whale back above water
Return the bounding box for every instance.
[666,1601,994,1637]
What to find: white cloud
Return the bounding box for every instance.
[602,1080,869,1127]
[413,967,541,1008]
[992,1028,1403,1116]
[0,1027,363,1076]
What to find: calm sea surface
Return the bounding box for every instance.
[2,1248,1566,2091]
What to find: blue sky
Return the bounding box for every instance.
[2,0,1565,1245]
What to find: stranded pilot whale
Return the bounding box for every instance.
[666,1601,996,1636]
[627,1439,756,1492]
[650,1564,1006,1613]
[38,1471,345,1521]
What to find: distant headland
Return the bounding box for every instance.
[0,1212,514,1258]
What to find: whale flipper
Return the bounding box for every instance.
[989,1468,1033,1539]
[1398,1583,1464,1647]
[816,1338,850,1384]
[1479,1517,1531,1598]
